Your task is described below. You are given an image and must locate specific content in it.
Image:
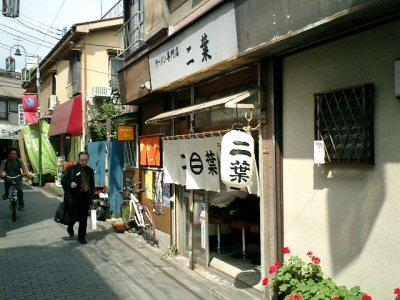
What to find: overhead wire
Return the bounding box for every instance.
[19,13,63,32]
[0,26,56,48]
[0,30,54,50]
[34,0,66,54]
[0,42,39,57]
[13,19,61,40]
[18,14,63,34]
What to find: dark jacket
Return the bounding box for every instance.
[61,163,95,207]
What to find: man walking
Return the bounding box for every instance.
[61,151,95,244]
[0,148,28,210]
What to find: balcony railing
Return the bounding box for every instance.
[101,0,123,20]
[116,10,144,58]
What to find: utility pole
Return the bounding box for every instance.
[106,118,111,189]
[37,55,42,187]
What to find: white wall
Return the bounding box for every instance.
[282,20,400,298]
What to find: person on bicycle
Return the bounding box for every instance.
[0,148,28,211]
[61,151,95,244]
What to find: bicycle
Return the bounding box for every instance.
[120,183,157,246]
[5,175,21,222]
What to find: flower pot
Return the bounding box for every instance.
[112,223,127,233]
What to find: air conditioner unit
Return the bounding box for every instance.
[92,86,112,97]
[48,95,58,111]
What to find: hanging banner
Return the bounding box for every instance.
[139,135,161,166]
[185,137,221,192]
[163,139,187,185]
[163,137,222,191]
[18,104,25,126]
[22,93,38,124]
[220,130,254,189]
[145,170,153,199]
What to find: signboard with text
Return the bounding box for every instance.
[149,2,237,90]
[117,125,135,141]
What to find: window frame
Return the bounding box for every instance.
[0,100,8,119]
[9,100,19,113]
[314,83,374,164]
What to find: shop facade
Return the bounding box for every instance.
[119,0,400,298]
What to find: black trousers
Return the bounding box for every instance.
[67,193,90,240]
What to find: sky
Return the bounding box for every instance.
[0,0,121,70]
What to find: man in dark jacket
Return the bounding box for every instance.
[0,148,28,210]
[61,151,95,244]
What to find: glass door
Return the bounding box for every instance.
[192,190,208,269]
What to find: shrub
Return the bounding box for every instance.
[263,247,372,300]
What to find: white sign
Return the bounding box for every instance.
[163,137,222,192]
[220,130,254,189]
[149,2,237,90]
[314,140,325,164]
[18,104,25,126]
[26,56,38,65]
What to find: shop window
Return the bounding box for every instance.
[314,84,374,164]
[0,100,8,119]
[9,100,19,113]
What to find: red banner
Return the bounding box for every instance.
[22,93,38,124]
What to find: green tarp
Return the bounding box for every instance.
[21,121,57,175]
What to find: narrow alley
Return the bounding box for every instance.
[0,182,257,300]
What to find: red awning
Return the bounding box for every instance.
[48,94,83,136]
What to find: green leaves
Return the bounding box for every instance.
[270,253,369,300]
[86,100,125,141]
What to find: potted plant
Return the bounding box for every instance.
[263,247,372,300]
[110,216,127,233]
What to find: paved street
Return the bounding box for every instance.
[0,182,258,300]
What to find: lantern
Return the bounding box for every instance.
[21,67,31,82]
[5,56,15,72]
[2,0,20,18]
[220,129,254,189]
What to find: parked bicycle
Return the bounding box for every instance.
[120,183,157,246]
[6,175,21,222]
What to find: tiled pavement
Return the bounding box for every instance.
[0,182,260,300]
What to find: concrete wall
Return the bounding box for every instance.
[234,0,368,53]
[85,30,120,97]
[282,20,400,298]
[56,61,70,104]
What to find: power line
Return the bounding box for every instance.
[0,25,56,47]
[16,16,62,36]
[0,42,38,56]
[18,13,62,32]
[13,19,61,40]
[35,0,66,54]
[0,30,53,50]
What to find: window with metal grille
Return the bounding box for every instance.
[314,84,374,164]
[124,140,138,169]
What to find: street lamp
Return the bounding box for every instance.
[6,45,42,187]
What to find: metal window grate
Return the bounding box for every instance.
[314,84,374,164]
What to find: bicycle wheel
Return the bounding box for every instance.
[12,201,16,221]
[10,188,17,222]
[142,205,157,246]
[120,200,138,231]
